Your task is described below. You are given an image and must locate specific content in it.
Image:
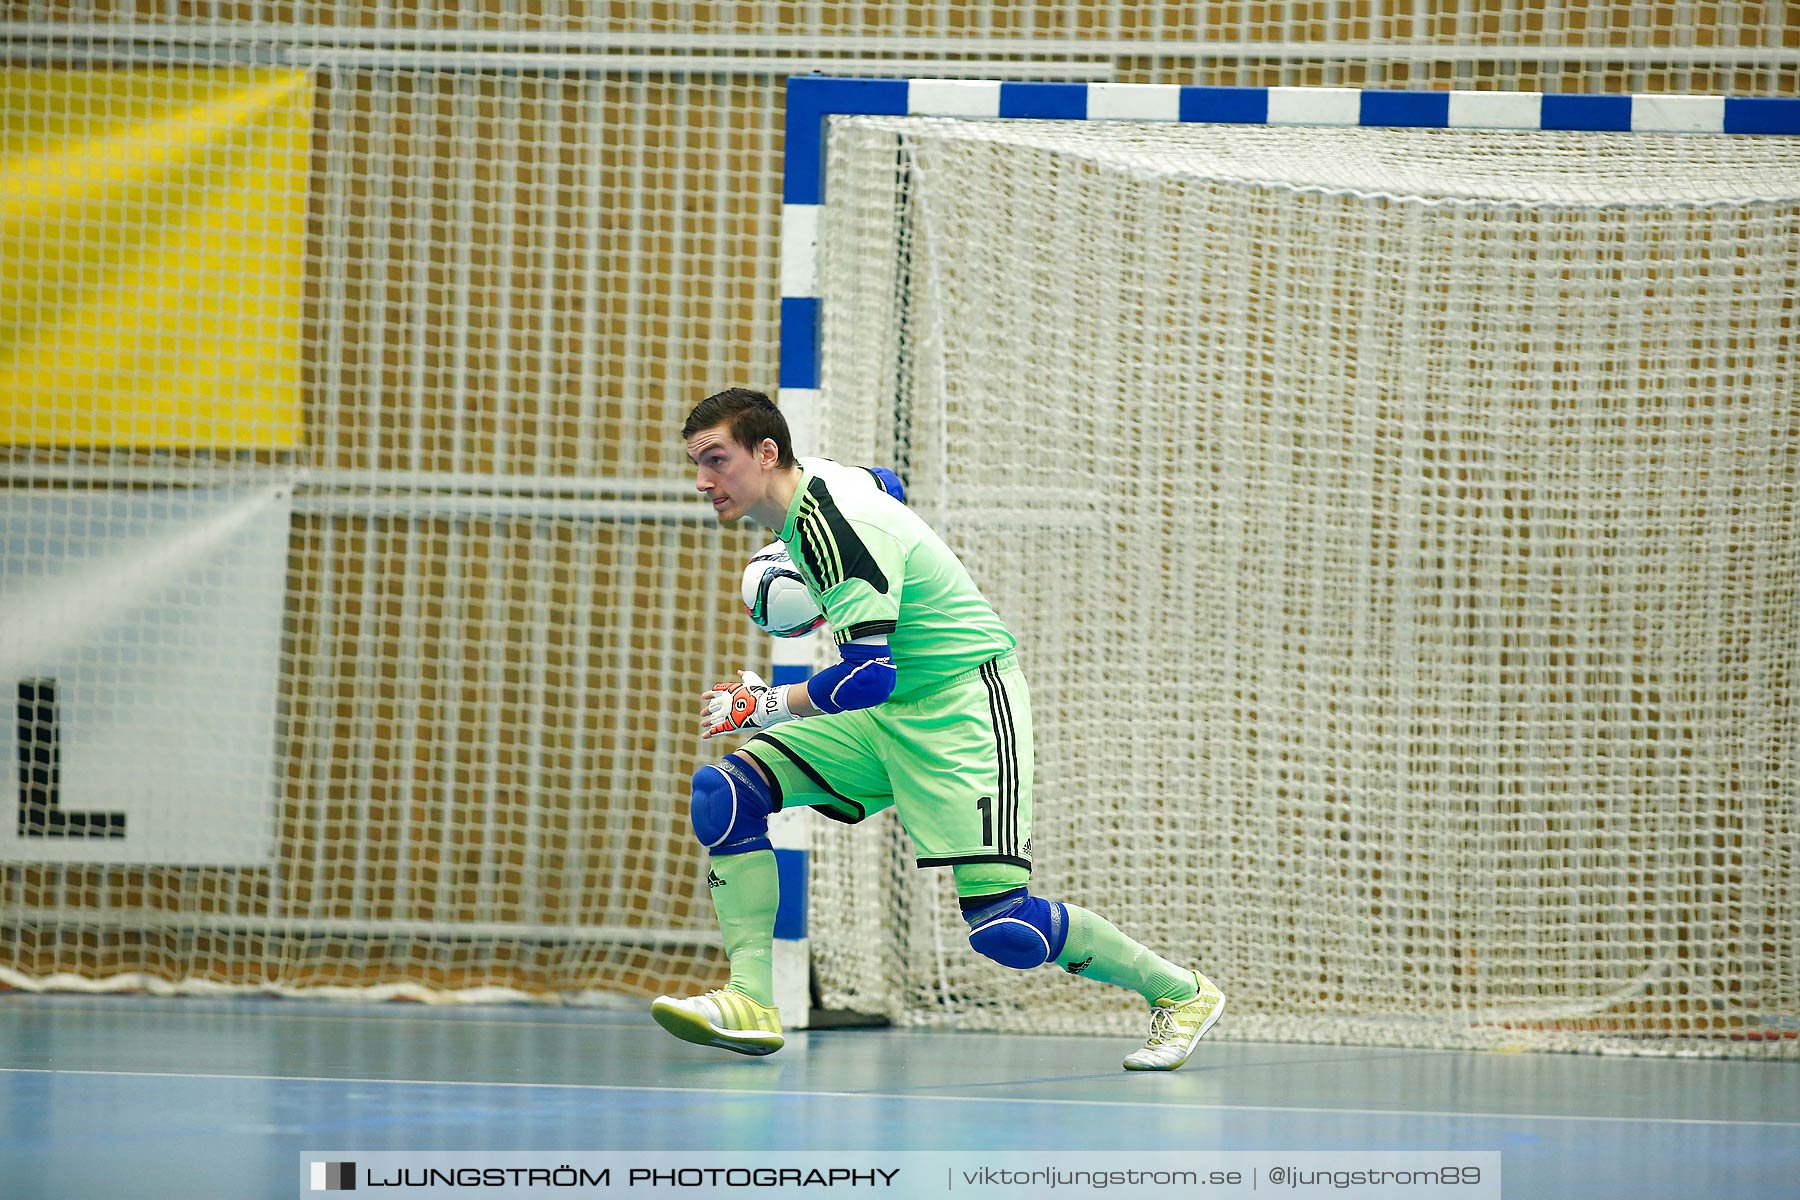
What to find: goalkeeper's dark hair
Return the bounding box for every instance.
[683,388,796,468]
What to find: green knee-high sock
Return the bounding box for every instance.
[707,850,779,1008]
[1053,903,1197,1005]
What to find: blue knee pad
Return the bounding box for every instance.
[964,889,1068,970]
[690,755,774,857]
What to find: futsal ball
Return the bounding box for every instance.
[741,542,824,638]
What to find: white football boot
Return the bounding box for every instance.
[1123,972,1225,1071]
[651,988,784,1056]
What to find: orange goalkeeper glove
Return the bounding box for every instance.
[701,670,795,740]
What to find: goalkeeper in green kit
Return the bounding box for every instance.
[653,388,1224,1070]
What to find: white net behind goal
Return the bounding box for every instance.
[0,67,763,1004]
[810,116,1800,1056]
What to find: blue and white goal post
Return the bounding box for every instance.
[765,75,1800,1029]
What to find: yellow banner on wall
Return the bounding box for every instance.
[1,68,312,448]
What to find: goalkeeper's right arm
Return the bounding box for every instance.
[700,639,895,740]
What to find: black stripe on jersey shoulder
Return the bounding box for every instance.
[793,477,889,595]
[789,493,838,589]
[790,509,834,592]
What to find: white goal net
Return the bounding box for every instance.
[808,115,1800,1056]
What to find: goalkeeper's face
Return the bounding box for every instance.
[687,424,779,527]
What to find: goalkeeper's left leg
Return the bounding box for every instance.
[956,872,1225,1071]
[955,876,1199,1003]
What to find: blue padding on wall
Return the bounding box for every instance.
[1541,93,1631,131]
[770,663,811,686]
[999,81,1089,120]
[773,848,808,939]
[778,297,821,389]
[1180,86,1268,125]
[1361,89,1450,128]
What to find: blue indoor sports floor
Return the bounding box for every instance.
[0,994,1794,1199]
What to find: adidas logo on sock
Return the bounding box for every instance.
[707,869,725,889]
[1063,955,1094,976]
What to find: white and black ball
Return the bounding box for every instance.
[741,542,825,638]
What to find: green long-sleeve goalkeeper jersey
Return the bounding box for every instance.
[778,457,1015,702]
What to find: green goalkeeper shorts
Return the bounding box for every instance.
[740,652,1032,898]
